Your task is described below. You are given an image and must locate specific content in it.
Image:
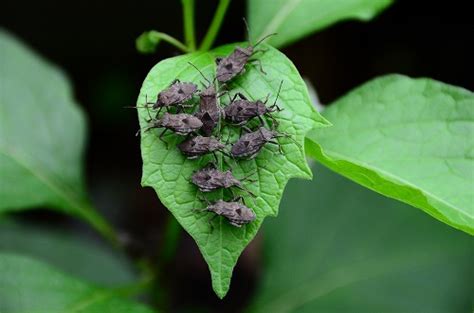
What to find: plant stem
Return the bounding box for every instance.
[80,203,120,248]
[181,0,196,51]
[199,0,231,51]
[149,31,190,53]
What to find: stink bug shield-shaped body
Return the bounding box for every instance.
[188,62,224,136]
[150,79,198,115]
[178,136,226,160]
[225,81,283,126]
[231,127,293,159]
[215,26,276,83]
[203,199,256,227]
[195,85,224,137]
[192,166,241,192]
[191,165,256,196]
[141,112,203,145]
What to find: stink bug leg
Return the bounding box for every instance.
[249,59,266,75]
[158,128,170,149]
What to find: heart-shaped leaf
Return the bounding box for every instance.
[306,75,474,235]
[0,253,154,313]
[137,44,329,297]
[0,29,114,240]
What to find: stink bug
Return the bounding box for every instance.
[126,79,198,116]
[199,197,256,227]
[215,21,276,83]
[188,62,225,136]
[151,79,198,114]
[225,80,283,126]
[177,135,228,161]
[140,112,203,146]
[191,164,255,196]
[230,126,296,159]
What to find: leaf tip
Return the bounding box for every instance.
[212,278,230,299]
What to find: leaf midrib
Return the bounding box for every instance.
[258,0,304,40]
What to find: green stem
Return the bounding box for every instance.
[181,0,196,51]
[199,0,231,51]
[80,203,119,248]
[149,31,190,53]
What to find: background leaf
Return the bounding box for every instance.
[0,253,154,313]
[0,30,114,240]
[247,163,472,313]
[0,219,136,286]
[137,44,329,297]
[247,0,394,48]
[306,75,474,234]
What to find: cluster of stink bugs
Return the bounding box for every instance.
[134,30,295,228]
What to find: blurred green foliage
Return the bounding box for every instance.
[0,29,115,242]
[249,163,472,312]
[0,219,136,286]
[248,0,394,47]
[307,75,474,235]
[0,253,154,313]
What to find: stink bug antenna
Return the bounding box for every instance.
[144,94,153,121]
[276,131,301,148]
[193,197,209,212]
[243,17,252,46]
[197,195,211,205]
[188,62,211,87]
[272,80,284,110]
[254,32,278,48]
[237,185,256,198]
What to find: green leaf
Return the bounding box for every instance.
[248,164,472,313]
[306,75,474,235]
[247,0,394,48]
[0,253,154,313]
[137,44,329,298]
[0,30,115,241]
[0,219,136,286]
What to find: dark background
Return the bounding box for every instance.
[2,1,473,312]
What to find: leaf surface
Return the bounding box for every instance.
[0,30,112,238]
[247,0,393,47]
[0,253,154,313]
[306,75,474,234]
[0,220,136,286]
[137,43,329,297]
[248,164,472,313]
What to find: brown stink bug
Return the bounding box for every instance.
[230,126,297,159]
[126,79,198,116]
[177,135,228,161]
[150,79,198,114]
[215,21,276,83]
[199,197,256,227]
[140,112,203,146]
[188,62,226,136]
[191,163,255,196]
[225,80,283,127]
